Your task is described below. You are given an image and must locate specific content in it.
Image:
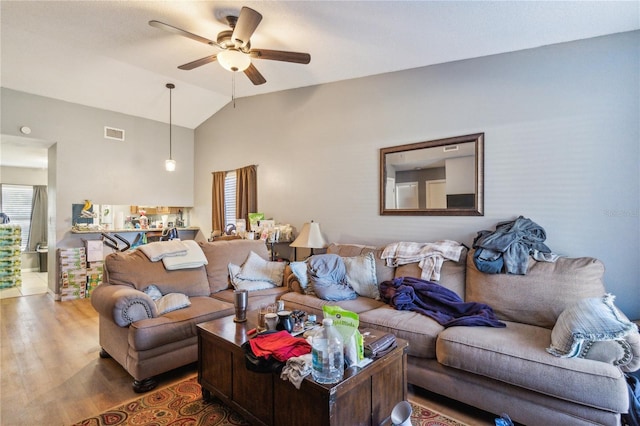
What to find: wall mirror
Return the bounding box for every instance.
[380,133,484,216]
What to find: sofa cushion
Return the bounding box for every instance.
[199,240,270,294]
[436,320,628,413]
[211,286,289,309]
[128,296,234,351]
[327,243,395,284]
[358,305,444,359]
[343,252,380,300]
[279,292,384,316]
[547,293,637,360]
[104,249,210,297]
[465,249,606,328]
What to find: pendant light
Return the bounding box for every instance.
[165,83,176,172]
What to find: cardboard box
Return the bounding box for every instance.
[58,247,86,257]
[85,240,104,262]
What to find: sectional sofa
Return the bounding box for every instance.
[91,239,639,425]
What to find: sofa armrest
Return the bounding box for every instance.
[283,265,304,293]
[91,284,158,327]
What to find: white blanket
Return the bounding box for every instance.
[138,240,187,262]
[162,240,208,270]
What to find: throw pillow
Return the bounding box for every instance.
[547,293,636,358]
[289,261,310,293]
[155,293,191,315]
[237,251,286,286]
[228,263,276,292]
[307,254,357,301]
[342,252,379,300]
[143,284,163,301]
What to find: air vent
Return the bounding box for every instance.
[104,126,125,141]
[443,145,459,152]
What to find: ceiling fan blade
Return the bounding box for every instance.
[232,7,262,48]
[249,49,311,64]
[178,54,218,70]
[149,20,217,46]
[244,63,266,85]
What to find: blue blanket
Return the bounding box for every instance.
[379,276,505,328]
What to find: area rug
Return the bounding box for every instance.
[71,376,467,426]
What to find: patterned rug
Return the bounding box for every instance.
[71,376,467,426]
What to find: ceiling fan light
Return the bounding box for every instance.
[217,49,251,72]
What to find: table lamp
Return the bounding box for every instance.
[290,221,327,260]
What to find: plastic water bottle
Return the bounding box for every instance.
[311,318,344,384]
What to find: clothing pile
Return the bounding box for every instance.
[280,354,313,389]
[243,330,311,375]
[473,216,559,275]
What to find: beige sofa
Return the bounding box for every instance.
[280,243,640,426]
[91,239,288,392]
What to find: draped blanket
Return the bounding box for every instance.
[379,276,505,328]
[381,240,464,281]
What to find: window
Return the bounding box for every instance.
[0,184,34,251]
[224,171,237,226]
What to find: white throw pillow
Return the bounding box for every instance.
[155,293,191,315]
[237,251,286,286]
[342,252,380,300]
[228,263,276,291]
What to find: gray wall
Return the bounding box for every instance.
[193,32,640,319]
[1,89,196,293]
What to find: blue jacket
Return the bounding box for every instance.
[473,216,551,275]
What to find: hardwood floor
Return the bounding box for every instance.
[0,294,495,425]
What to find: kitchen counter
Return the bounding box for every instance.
[71,227,200,234]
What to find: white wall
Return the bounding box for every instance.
[1,166,47,185]
[193,32,640,319]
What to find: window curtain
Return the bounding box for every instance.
[236,165,257,227]
[211,171,226,234]
[28,185,47,251]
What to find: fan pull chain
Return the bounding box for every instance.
[232,72,236,108]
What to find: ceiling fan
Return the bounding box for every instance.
[149,6,311,86]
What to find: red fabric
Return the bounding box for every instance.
[249,330,312,362]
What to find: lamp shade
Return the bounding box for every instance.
[290,222,327,249]
[217,49,251,72]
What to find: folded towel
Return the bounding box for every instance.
[138,240,187,262]
[280,353,313,389]
[162,240,208,270]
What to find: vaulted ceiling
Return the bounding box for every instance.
[1,1,638,167]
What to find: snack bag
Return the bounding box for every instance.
[322,305,364,367]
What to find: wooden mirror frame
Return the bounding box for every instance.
[380,133,484,216]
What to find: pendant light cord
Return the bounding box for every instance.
[166,83,175,160]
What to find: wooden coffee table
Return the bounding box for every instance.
[197,313,408,426]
